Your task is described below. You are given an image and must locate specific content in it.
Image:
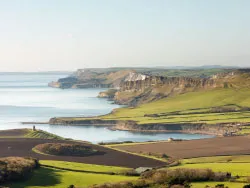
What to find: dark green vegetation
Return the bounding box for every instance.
[170,155,250,188]
[5,166,137,188]
[0,157,39,184]
[34,143,99,157]
[89,168,230,188]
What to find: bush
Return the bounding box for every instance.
[34,143,99,156]
[215,184,225,188]
[89,181,136,188]
[0,157,39,183]
[89,168,230,188]
[119,169,140,176]
[141,168,230,186]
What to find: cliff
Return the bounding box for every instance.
[49,68,250,106]
[112,70,250,106]
[112,72,216,105]
[98,89,117,99]
[48,69,132,89]
[49,67,234,89]
[46,69,250,135]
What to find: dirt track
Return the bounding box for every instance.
[114,136,250,159]
[0,138,165,168]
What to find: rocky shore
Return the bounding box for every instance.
[47,118,244,136]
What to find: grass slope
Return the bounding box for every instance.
[6,167,137,188]
[40,160,132,173]
[102,88,250,124]
[182,155,250,164]
[171,163,250,176]
[168,155,250,188]
[25,130,64,140]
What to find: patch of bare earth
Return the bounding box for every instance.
[0,129,30,137]
[0,138,166,168]
[113,136,250,159]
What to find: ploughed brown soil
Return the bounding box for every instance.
[0,138,165,168]
[114,136,250,159]
[0,129,30,137]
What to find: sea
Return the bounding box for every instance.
[0,72,213,143]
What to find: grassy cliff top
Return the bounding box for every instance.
[0,129,64,140]
[103,88,250,124]
[54,71,250,126]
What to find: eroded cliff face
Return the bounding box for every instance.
[112,70,249,106]
[113,72,217,105]
[120,75,216,92]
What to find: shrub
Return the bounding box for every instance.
[215,184,225,188]
[89,181,136,188]
[0,157,39,183]
[141,168,230,186]
[162,153,169,158]
[119,169,140,176]
[34,143,99,156]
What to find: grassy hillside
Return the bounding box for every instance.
[101,88,250,124]
[0,129,65,139]
[168,155,250,188]
[6,166,137,188]
[25,130,64,140]
[40,160,132,174]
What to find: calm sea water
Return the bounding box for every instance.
[0,72,213,143]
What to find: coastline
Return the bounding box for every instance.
[22,118,238,136]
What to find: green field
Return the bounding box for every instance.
[61,88,250,126]
[96,88,250,126]
[182,155,250,164]
[171,163,250,176]
[167,155,250,187]
[40,160,132,173]
[6,167,137,188]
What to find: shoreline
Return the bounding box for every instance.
[107,126,219,136]
[22,120,226,136]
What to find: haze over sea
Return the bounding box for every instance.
[0,72,213,143]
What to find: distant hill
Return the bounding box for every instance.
[48,66,240,89]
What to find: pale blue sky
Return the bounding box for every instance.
[0,0,249,71]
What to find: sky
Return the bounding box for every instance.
[0,0,249,72]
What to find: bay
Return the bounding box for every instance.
[0,72,213,143]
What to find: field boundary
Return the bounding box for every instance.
[40,165,116,175]
[106,145,168,162]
